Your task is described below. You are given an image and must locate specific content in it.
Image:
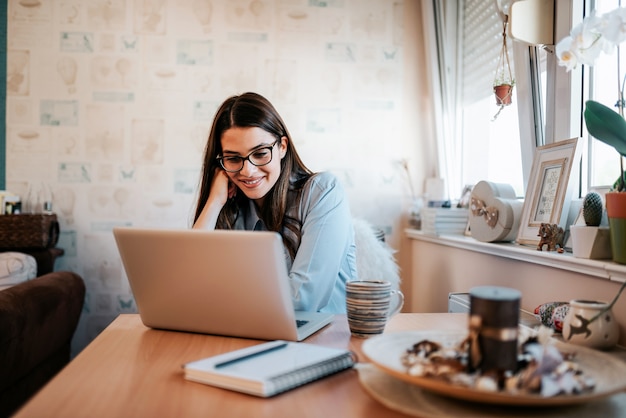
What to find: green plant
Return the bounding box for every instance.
[493,75,515,88]
[582,191,603,226]
[584,100,626,192]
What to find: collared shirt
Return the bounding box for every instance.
[233,171,356,313]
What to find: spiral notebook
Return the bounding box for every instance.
[183,340,356,397]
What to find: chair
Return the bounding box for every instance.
[0,271,85,417]
[352,218,401,290]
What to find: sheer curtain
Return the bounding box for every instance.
[420,0,526,198]
[419,1,460,199]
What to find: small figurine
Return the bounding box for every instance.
[537,223,565,252]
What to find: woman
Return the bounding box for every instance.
[193,92,356,313]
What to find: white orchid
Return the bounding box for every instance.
[600,7,626,47]
[556,7,626,71]
[556,11,605,71]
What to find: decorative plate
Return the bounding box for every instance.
[361,330,626,406]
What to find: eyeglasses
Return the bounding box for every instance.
[217,139,280,173]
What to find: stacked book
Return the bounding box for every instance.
[421,207,469,235]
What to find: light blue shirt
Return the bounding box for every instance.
[233,172,356,313]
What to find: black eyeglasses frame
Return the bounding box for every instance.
[216,139,280,173]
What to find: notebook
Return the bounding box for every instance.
[112,227,334,341]
[183,340,355,397]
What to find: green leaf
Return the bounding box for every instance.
[584,100,626,157]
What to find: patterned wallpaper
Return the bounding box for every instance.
[5,0,423,355]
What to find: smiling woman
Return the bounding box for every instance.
[192,92,357,314]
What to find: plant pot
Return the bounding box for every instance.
[494,84,513,106]
[562,299,619,350]
[605,192,626,264]
[569,225,612,259]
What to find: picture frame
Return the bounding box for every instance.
[516,137,582,246]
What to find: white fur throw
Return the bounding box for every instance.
[0,252,37,291]
[352,218,401,290]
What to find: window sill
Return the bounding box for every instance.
[405,229,626,284]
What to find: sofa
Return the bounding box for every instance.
[0,269,85,417]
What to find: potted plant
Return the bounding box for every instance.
[555,6,626,349]
[569,191,611,259]
[494,77,515,106]
[493,16,515,110]
[583,102,626,264]
[556,6,626,264]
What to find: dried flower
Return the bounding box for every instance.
[399,159,416,200]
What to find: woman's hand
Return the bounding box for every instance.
[212,168,236,205]
[193,169,237,229]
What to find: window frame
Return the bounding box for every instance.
[511,42,540,193]
[422,0,588,201]
[513,0,586,198]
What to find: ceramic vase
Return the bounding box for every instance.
[562,299,619,350]
[605,192,626,264]
[569,225,611,259]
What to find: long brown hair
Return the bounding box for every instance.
[194,92,313,259]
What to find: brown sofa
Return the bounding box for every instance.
[0,271,85,417]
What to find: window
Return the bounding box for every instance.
[423,0,539,201]
[586,0,625,190]
[459,0,525,197]
[425,0,608,204]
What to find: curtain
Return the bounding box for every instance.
[420,0,505,199]
[420,0,459,199]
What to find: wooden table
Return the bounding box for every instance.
[14,313,468,418]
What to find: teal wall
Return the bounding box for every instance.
[1,2,6,190]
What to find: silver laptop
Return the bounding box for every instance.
[112,227,333,341]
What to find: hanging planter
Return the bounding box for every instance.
[494,84,513,106]
[492,14,515,120]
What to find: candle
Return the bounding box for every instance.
[468,286,521,373]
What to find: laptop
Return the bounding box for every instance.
[112,227,333,341]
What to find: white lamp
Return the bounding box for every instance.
[509,0,554,46]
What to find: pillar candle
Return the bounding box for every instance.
[468,286,521,373]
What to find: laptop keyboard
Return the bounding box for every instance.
[296,319,309,328]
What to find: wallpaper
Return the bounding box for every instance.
[5,0,416,355]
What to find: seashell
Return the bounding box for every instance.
[475,375,498,392]
[408,363,426,377]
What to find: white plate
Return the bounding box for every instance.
[361,330,626,406]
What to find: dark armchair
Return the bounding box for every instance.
[0,271,85,417]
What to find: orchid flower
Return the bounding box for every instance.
[556,11,605,70]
